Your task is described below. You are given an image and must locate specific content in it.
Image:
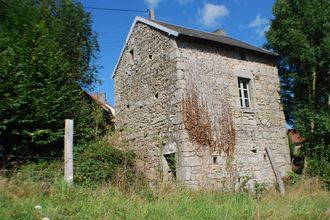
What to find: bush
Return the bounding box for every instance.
[11,160,62,184]
[4,140,139,188]
[306,157,330,188]
[74,141,137,185]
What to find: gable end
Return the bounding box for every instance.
[111,17,179,79]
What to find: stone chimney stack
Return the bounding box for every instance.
[213,29,226,36]
[149,8,155,20]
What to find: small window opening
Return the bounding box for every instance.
[154,92,159,99]
[149,54,153,59]
[164,153,176,178]
[239,52,246,60]
[238,77,251,108]
[129,49,134,64]
[213,156,217,164]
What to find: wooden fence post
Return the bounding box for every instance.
[265,147,285,195]
[64,119,74,184]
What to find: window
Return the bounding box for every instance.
[238,78,251,108]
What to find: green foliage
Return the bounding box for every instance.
[74,141,136,185]
[15,160,63,184]
[266,0,330,178]
[0,0,99,157]
[4,140,137,187]
[254,182,267,200]
[306,157,330,187]
[287,171,302,185]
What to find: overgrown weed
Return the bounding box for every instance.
[0,175,329,219]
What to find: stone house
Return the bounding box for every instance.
[112,16,291,189]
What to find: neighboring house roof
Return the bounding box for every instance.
[112,16,277,78]
[83,91,115,116]
[288,129,304,144]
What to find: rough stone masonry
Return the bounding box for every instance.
[113,17,291,190]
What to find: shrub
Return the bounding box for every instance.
[13,160,62,184]
[306,157,330,189]
[74,141,136,186]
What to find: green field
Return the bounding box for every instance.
[0,176,329,220]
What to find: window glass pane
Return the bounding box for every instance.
[239,89,242,98]
[244,90,248,98]
[242,81,247,89]
[240,98,243,107]
[245,99,250,108]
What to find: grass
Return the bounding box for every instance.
[0,176,329,220]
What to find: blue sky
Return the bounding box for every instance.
[80,0,275,105]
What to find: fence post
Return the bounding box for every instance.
[265,147,285,195]
[64,119,74,184]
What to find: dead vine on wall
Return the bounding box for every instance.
[182,87,236,162]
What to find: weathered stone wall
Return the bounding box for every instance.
[174,39,291,190]
[114,22,180,185]
[114,22,291,189]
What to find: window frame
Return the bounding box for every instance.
[238,77,252,109]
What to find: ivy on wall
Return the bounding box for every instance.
[182,87,236,163]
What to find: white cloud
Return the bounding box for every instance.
[145,0,161,8]
[255,24,270,38]
[248,14,268,28]
[248,14,269,38]
[178,0,194,5]
[198,3,229,27]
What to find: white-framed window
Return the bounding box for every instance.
[238,77,251,108]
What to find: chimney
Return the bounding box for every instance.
[213,29,226,36]
[149,8,155,20]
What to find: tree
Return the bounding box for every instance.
[266,0,329,178]
[0,0,99,157]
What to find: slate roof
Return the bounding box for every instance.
[149,19,276,57]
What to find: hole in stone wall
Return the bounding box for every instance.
[213,156,217,164]
[139,105,143,109]
[264,154,266,160]
[129,49,134,64]
[164,153,176,178]
[149,54,153,59]
[251,149,257,153]
[154,92,159,99]
[126,104,130,110]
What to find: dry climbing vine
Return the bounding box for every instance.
[182,87,236,162]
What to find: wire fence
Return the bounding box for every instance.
[0,154,62,160]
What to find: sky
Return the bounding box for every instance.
[80,0,276,106]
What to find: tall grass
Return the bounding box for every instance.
[0,176,329,220]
